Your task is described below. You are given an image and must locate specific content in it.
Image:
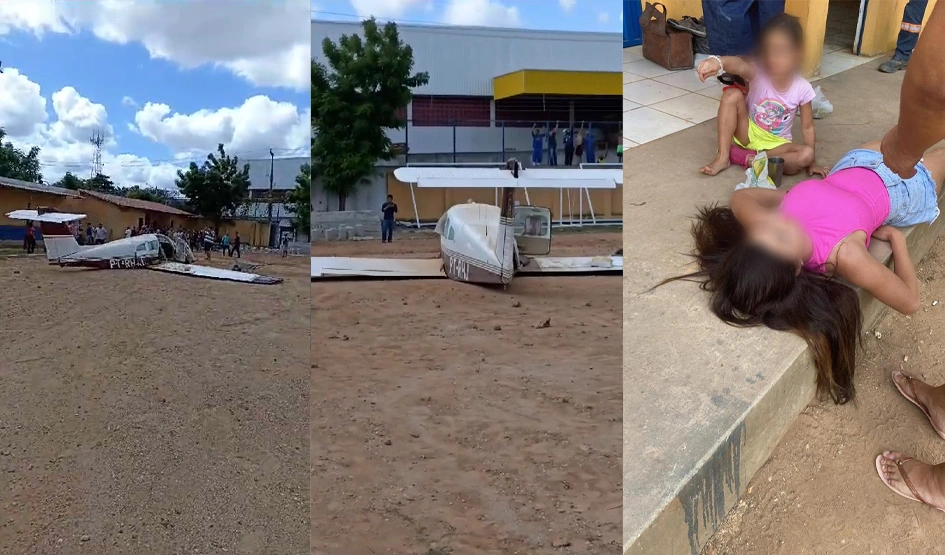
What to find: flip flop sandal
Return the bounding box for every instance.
[875,454,945,512]
[892,371,945,440]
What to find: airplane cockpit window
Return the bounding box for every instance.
[447,225,455,241]
[136,242,148,252]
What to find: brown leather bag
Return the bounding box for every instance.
[639,2,694,71]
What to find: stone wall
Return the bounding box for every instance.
[312,210,381,241]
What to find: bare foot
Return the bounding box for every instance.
[700,153,731,176]
[892,371,945,439]
[876,451,945,511]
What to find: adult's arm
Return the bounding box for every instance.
[838,227,920,315]
[696,56,755,83]
[882,2,945,178]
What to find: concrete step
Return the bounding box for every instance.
[623,60,933,555]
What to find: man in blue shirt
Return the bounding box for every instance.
[381,195,398,243]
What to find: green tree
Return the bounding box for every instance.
[124,185,173,204]
[52,171,86,190]
[312,18,428,210]
[0,128,43,183]
[175,143,250,232]
[85,173,118,194]
[285,163,311,235]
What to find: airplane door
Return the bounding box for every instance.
[513,206,552,255]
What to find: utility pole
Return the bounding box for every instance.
[268,148,275,246]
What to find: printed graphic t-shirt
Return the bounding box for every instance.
[746,69,816,140]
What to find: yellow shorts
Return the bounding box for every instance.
[734,120,791,152]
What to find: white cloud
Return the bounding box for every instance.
[442,0,521,27]
[131,96,310,159]
[559,0,577,12]
[0,68,309,190]
[121,96,137,108]
[349,0,428,20]
[0,0,310,91]
[598,11,610,23]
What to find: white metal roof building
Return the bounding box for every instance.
[312,20,622,163]
[240,156,310,241]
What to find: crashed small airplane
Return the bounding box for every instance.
[311,160,622,285]
[7,208,282,284]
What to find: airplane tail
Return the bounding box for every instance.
[35,208,80,262]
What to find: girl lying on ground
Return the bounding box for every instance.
[666,141,945,404]
[696,14,830,178]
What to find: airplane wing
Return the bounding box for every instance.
[6,210,86,222]
[517,255,623,276]
[312,257,445,280]
[150,262,283,284]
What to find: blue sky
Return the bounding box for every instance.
[0,1,310,189]
[311,0,622,32]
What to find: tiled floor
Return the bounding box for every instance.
[623,37,881,148]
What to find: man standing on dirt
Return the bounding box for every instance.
[876,0,945,514]
[381,195,397,243]
[879,0,929,73]
[232,232,241,258]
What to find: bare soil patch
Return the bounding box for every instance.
[312,230,623,554]
[0,253,310,554]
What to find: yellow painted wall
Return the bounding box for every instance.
[192,218,272,247]
[386,172,622,222]
[0,188,77,227]
[860,0,937,56]
[59,197,147,242]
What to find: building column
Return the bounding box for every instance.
[569,100,575,128]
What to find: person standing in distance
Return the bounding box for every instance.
[381,195,398,243]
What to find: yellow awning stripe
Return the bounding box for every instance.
[492,70,622,100]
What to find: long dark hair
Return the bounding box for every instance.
[662,205,862,404]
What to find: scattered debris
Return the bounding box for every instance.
[551,538,571,548]
[537,318,551,329]
[493,325,502,331]
[874,331,882,339]
[512,301,521,308]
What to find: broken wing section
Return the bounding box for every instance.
[517,255,623,276]
[312,257,446,280]
[150,262,283,284]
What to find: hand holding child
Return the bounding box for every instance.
[807,164,830,178]
[871,225,903,243]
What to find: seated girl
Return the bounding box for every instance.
[666,141,945,404]
[696,14,829,178]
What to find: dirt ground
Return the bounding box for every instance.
[704,236,945,555]
[0,253,310,554]
[311,229,623,555]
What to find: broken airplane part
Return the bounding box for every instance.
[311,162,622,285]
[7,208,282,285]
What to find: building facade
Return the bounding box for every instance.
[312,21,622,162]
[312,20,623,213]
[241,156,310,244]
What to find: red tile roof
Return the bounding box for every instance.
[80,189,193,216]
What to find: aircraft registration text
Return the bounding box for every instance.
[448,256,469,281]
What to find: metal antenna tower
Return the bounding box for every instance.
[89,130,105,178]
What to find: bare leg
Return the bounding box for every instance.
[766,143,815,175]
[701,88,750,176]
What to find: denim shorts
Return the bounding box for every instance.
[829,148,940,227]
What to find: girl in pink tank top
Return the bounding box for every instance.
[664,143,945,405]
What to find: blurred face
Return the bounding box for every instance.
[761,31,802,82]
[747,212,808,266]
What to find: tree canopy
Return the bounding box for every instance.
[0,128,43,183]
[285,163,311,235]
[175,143,251,230]
[312,18,428,209]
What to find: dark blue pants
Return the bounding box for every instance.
[548,146,558,166]
[702,0,786,56]
[894,0,929,61]
[381,219,394,242]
